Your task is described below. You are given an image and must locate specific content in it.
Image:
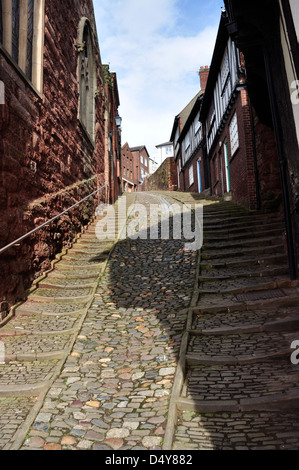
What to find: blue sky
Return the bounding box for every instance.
[94,0,224,161]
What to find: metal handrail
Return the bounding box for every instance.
[0,183,109,256]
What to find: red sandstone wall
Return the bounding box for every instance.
[142,157,177,192]
[0,0,106,311]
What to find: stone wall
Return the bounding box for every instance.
[0,0,107,312]
[141,157,177,192]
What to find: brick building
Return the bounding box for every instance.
[223,0,299,278]
[170,66,212,194]
[130,145,150,190]
[0,0,119,314]
[121,142,135,193]
[199,14,262,209]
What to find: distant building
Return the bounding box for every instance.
[121,143,135,193]
[155,142,174,168]
[121,144,151,191]
[130,146,150,190]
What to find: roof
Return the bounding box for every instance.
[170,91,203,142]
[156,141,173,148]
[130,146,146,152]
[130,145,150,158]
[178,92,204,143]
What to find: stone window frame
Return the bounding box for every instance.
[0,0,45,93]
[77,17,96,145]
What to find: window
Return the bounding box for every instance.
[0,0,45,91]
[189,165,194,187]
[221,50,230,91]
[78,18,96,142]
[184,134,190,152]
[140,155,144,164]
[229,113,239,156]
[194,119,201,135]
[166,145,173,155]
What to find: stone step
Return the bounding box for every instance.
[0,332,72,362]
[202,235,283,251]
[182,357,299,406]
[201,253,287,269]
[30,286,94,303]
[199,265,288,281]
[191,302,299,332]
[203,227,284,242]
[195,287,298,313]
[37,276,96,289]
[201,243,286,260]
[198,276,290,295]
[187,328,297,361]
[202,212,281,223]
[15,300,87,316]
[62,254,109,264]
[0,360,58,396]
[203,220,284,233]
[53,261,104,272]
[173,409,299,449]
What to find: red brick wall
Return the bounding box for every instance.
[209,92,257,208]
[252,107,282,211]
[0,0,106,310]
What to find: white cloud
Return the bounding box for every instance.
[94,0,220,159]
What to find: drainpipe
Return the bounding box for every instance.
[263,48,297,280]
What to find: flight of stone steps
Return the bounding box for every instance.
[0,195,134,450]
[166,199,299,450]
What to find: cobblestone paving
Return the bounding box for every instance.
[192,304,299,330]
[18,192,200,450]
[1,192,299,451]
[0,397,38,450]
[174,411,299,450]
[184,359,299,401]
[188,331,295,357]
[168,196,299,450]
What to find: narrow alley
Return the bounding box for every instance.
[0,191,299,451]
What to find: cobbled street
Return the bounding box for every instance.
[1,191,299,451]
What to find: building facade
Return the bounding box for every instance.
[121,142,135,193]
[155,142,174,168]
[0,0,117,314]
[223,0,299,278]
[200,15,261,209]
[130,145,150,190]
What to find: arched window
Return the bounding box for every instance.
[0,0,45,92]
[78,18,96,143]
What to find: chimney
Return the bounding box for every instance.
[199,66,210,92]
